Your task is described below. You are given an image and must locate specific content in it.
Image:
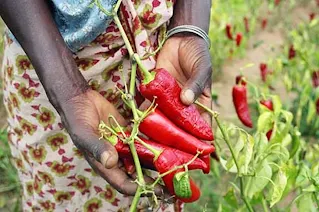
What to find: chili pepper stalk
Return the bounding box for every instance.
[195,101,255,212]
[94,1,148,210]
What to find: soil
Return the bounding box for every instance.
[213,5,312,125]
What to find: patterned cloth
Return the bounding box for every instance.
[8,0,117,52]
[1,0,182,211]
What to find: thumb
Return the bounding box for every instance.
[179,37,212,105]
[73,129,119,169]
[180,59,212,105]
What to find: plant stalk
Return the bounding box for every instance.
[195,101,254,212]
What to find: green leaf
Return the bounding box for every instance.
[306,101,316,124]
[241,133,254,174]
[246,161,272,198]
[310,19,318,27]
[220,157,238,173]
[253,133,268,157]
[283,74,292,91]
[290,128,301,159]
[224,187,238,208]
[296,164,310,187]
[269,169,287,207]
[297,193,316,212]
[226,134,245,170]
[257,112,274,133]
[272,95,282,116]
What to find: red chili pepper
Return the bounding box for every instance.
[260,63,273,83]
[275,0,280,5]
[316,98,319,115]
[312,71,319,88]
[266,129,273,140]
[310,13,315,21]
[244,17,250,33]
[139,68,214,141]
[288,45,296,60]
[199,154,210,174]
[232,79,253,128]
[112,135,208,172]
[236,75,247,86]
[261,18,268,30]
[154,150,201,202]
[236,33,243,47]
[139,109,215,156]
[110,135,204,202]
[317,0,319,7]
[226,24,233,40]
[260,99,274,111]
[122,157,135,174]
[260,99,274,140]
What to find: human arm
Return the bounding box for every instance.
[0,0,140,195]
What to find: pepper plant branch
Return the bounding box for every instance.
[94,0,153,82]
[129,62,139,120]
[195,101,254,212]
[126,61,145,210]
[93,2,147,210]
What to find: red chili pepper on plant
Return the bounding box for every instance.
[260,99,274,111]
[199,154,210,174]
[275,0,280,6]
[122,157,135,174]
[260,99,274,140]
[107,134,204,202]
[260,63,273,82]
[154,150,201,202]
[226,24,233,40]
[139,68,214,141]
[236,33,243,47]
[310,13,315,21]
[139,109,215,156]
[312,71,319,88]
[288,45,296,60]
[316,99,319,115]
[261,18,268,30]
[236,75,247,86]
[232,76,253,128]
[109,134,208,172]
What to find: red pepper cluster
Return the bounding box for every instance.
[112,68,215,202]
[225,23,243,47]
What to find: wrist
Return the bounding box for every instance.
[169,0,211,33]
[166,26,211,49]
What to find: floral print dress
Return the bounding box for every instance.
[1,0,183,211]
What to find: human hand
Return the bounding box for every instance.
[59,89,165,195]
[156,35,212,124]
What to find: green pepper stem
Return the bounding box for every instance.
[112,15,153,83]
[195,101,254,212]
[129,62,139,120]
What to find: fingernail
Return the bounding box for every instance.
[101,151,118,168]
[100,151,110,167]
[183,89,195,104]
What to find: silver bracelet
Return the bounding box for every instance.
[166,25,211,49]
